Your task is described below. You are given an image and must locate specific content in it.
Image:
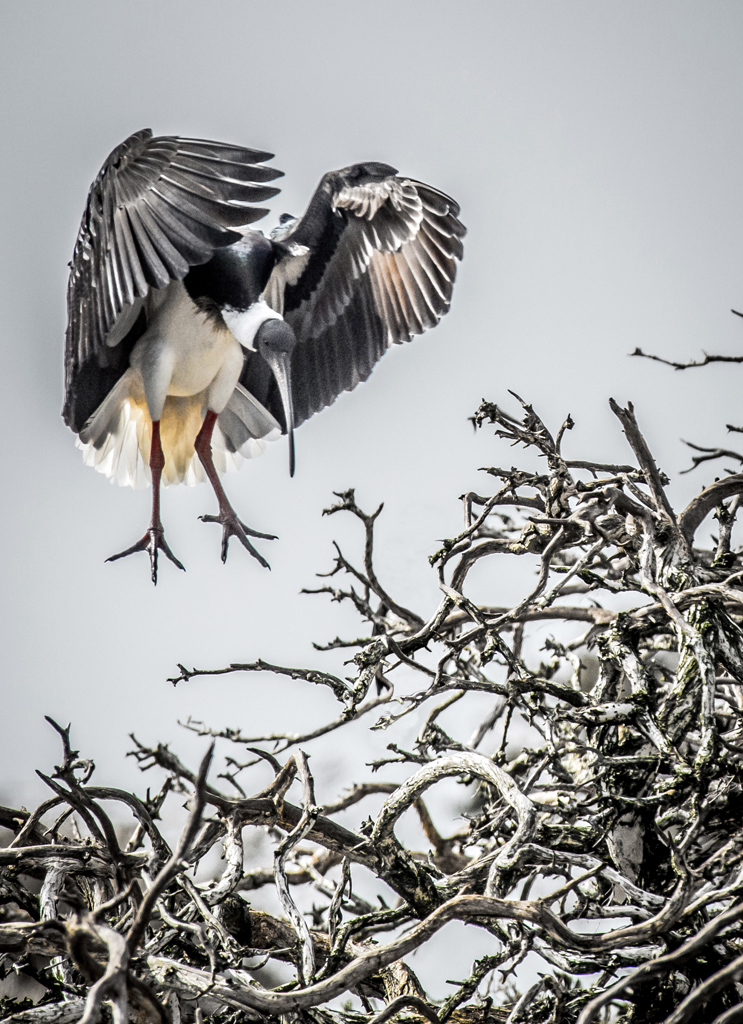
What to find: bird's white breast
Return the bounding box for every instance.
[131,281,241,399]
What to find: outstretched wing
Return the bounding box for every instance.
[63,129,283,432]
[252,163,465,429]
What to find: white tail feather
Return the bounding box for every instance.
[77,371,281,489]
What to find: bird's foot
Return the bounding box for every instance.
[199,511,276,569]
[106,527,186,585]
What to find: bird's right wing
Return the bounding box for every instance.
[64,129,283,431]
[255,164,465,428]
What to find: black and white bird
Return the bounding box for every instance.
[64,130,465,582]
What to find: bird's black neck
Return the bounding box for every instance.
[184,231,276,314]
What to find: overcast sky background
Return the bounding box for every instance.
[2,1,743,990]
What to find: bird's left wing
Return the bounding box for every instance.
[64,129,283,431]
[254,164,465,428]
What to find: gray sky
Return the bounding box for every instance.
[2,1,743,842]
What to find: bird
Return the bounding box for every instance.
[63,129,466,583]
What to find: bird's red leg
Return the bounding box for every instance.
[106,420,185,584]
[195,410,276,568]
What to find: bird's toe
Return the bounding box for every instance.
[106,527,185,585]
[199,512,274,569]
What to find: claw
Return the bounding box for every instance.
[106,527,186,585]
[199,512,276,568]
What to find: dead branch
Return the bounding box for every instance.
[5,384,743,1024]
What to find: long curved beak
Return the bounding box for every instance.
[271,348,295,478]
[255,320,296,477]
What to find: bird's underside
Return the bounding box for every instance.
[64,129,465,582]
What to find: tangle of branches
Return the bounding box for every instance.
[3,375,743,1024]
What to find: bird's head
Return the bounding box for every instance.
[255,319,297,477]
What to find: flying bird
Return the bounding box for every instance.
[64,130,466,582]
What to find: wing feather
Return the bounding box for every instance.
[170,154,283,184]
[413,228,452,297]
[140,194,213,264]
[262,168,464,429]
[126,204,171,289]
[375,253,414,340]
[64,129,282,432]
[111,215,135,309]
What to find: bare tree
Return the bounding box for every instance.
[3,372,743,1024]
